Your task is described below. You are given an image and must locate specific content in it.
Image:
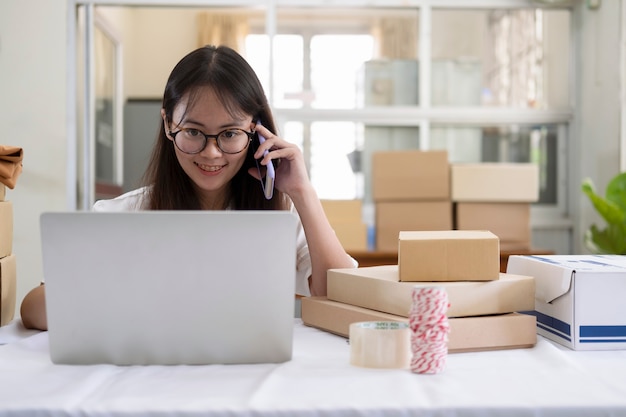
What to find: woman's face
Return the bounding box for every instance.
[163,87,253,207]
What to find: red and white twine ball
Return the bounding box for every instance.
[409,286,450,374]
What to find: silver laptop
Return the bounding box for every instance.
[40,211,297,366]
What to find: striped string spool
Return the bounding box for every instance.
[409,286,450,374]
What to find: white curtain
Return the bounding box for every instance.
[373,17,418,59]
[197,12,249,54]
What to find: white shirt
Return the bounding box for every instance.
[93,187,314,296]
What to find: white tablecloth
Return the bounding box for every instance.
[1,319,626,417]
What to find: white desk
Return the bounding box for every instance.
[1,319,626,417]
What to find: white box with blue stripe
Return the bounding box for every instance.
[506,255,626,350]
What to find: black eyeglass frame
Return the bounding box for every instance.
[169,127,254,155]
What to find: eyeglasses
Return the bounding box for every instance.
[169,127,253,154]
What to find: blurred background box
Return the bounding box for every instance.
[321,199,362,222]
[0,201,13,258]
[455,202,531,248]
[451,163,539,202]
[372,150,450,201]
[321,199,368,252]
[375,201,452,252]
[0,254,16,326]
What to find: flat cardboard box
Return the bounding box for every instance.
[398,230,500,281]
[507,254,626,350]
[376,201,452,252]
[301,297,537,353]
[455,202,531,245]
[327,265,535,318]
[332,221,368,252]
[1,254,16,326]
[372,150,450,201]
[451,163,539,202]
[0,201,13,258]
[321,199,363,222]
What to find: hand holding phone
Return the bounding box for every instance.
[256,123,275,200]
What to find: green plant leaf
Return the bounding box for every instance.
[581,178,626,225]
[584,223,626,254]
[606,172,626,210]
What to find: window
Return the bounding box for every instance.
[245,5,571,210]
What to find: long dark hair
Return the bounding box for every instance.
[142,45,288,211]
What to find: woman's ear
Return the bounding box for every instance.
[161,109,170,138]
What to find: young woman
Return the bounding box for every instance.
[20,45,356,330]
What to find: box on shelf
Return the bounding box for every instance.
[321,200,368,252]
[1,254,16,327]
[507,254,626,350]
[372,150,450,201]
[327,265,534,318]
[455,202,531,246]
[0,201,13,258]
[376,201,452,252]
[398,230,500,281]
[321,199,363,222]
[331,222,368,252]
[451,163,539,202]
[301,297,537,353]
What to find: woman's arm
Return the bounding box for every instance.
[20,284,48,330]
[251,124,356,296]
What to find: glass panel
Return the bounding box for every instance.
[311,35,374,109]
[246,34,303,109]
[430,124,560,204]
[94,24,117,184]
[310,122,361,199]
[265,7,419,109]
[431,9,570,108]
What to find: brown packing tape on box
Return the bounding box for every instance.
[0,201,13,258]
[327,265,535,318]
[301,297,537,353]
[1,254,17,326]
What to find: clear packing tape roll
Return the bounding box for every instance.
[349,321,411,369]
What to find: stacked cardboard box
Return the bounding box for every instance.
[321,199,368,252]
[302,230,537,353]
[0,185,16,326]
[372,150,452,252]
[451,163,539,251]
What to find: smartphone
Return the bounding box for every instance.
[256,123,275,200]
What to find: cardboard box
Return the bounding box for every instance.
[398,230,500,281]
[327,265,535,318]
[301,297,537,353]
[507,255,626,350]
[321,199,363,222]
[0,201,13,258]
[0,184,5,201]
[376,201,452,252]
[451,163,539,202]
[1,254,16,326]
[331,221,368,252]
[455,202,531,245]
[372,150,450,201]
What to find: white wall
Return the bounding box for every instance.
[572,0,623,254]
[0,0,68,315]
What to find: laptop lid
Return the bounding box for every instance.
[40,211,297,366]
